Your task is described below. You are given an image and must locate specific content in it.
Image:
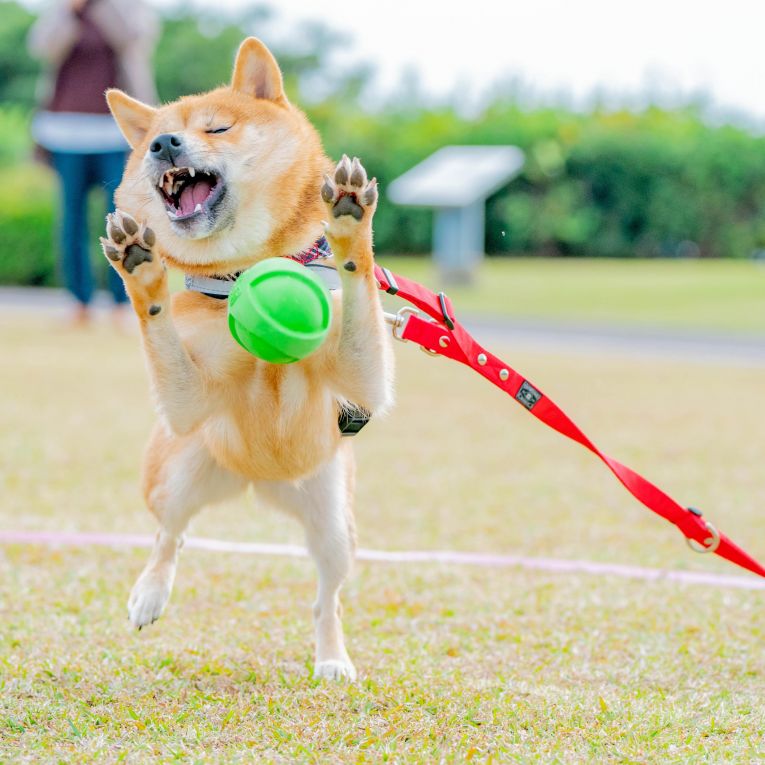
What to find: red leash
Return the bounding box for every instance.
[374,264,765,579]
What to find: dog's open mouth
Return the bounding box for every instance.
[158,167,224,221]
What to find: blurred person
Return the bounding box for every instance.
[28,0,159,325]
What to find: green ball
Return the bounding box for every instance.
[228,258,332,363]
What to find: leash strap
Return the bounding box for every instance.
[374,264,765,579]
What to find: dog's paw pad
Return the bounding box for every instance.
[121,214,139,236]
[313,659,357,682]
[333,194,363,220]
[101,211,159,277]
[123,244,153,274]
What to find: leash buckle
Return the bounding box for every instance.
[685,507,721,554]
[386,306,419,343]
[384,307,444,356]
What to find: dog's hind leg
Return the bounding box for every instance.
[257,444,357,681]
[128,426,247,629]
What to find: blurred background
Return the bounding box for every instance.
[3,0,765,294]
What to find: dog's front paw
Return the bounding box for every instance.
[314,658,357,683]
[101,211,168,318]
[101,210,158,278]
[321,156,377,269]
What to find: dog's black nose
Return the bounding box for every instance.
[149,133,183,163]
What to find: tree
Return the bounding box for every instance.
[154,7,367,105]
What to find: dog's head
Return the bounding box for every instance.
[108,38,327,273]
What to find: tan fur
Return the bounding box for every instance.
[101,38,394,681]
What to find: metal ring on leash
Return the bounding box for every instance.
[384,307,444,356]
[686,521,721,554]
[386,306,419,343]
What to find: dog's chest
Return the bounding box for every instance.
[176,312,340,480]
[212,356,339,480]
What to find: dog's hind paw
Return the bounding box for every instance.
[314,658,357,682]
[128,573,172,630]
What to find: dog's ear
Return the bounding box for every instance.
[231,37,287,104]
[106,89,157,149]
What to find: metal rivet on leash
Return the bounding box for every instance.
[499,369,509,381]
[439,336,450,348]
[477,353,487,366]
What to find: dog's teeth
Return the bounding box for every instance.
[194,203,202,213]
[189,168,196,178]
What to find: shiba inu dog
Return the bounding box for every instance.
[101,37,394,681]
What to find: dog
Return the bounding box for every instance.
[101,37,394,681]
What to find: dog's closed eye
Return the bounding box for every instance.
[206,126,231,134]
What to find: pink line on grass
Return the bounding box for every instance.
[2,529,764,591]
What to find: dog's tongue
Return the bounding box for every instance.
[178,179,213,216]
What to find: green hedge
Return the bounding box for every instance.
[0,153,117,289]
[0,162,57,286]
[312,103,765,260]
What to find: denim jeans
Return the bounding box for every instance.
[51,151,128,305]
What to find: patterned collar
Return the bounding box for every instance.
[184,236,334,299]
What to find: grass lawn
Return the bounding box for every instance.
[377,256,765,335]
[1,314,765,762]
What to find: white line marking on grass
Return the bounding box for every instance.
[2,529,764,591]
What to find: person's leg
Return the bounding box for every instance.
[94,151,129,304]
[51,152,94,309]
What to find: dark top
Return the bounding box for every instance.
[48,1,118,114]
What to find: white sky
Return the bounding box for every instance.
[31,0,765,127]
[244,0,765,126]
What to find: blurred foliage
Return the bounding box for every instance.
[2,0,765,287]
[312,101,765,259]
[0,1,38,108]
[0,163,57,285]
[153,7,363,104]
